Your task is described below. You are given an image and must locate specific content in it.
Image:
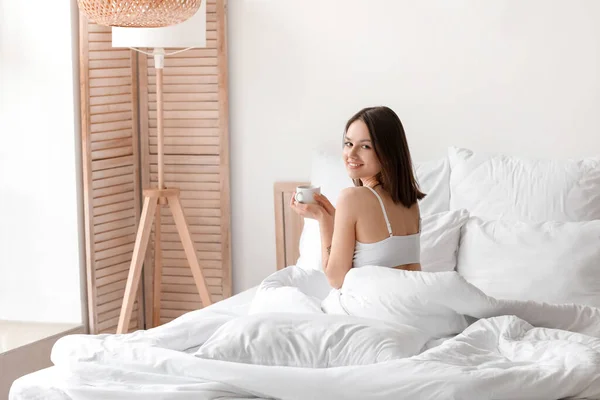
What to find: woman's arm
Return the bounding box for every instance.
[289,190,356,288]
[319,189,356,289]
[317,213,334,272]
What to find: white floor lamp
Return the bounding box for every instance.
[77,0,213,334]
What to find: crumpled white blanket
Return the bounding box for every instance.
[47,266,600,400]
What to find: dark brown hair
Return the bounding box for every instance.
[345,106,426,208]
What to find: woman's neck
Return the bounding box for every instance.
[361,176,380,188]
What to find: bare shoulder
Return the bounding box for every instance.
[336,187,376,210]
[337,186,371,203]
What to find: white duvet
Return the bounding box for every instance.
[46,266,600,400]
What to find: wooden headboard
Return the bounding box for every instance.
[274,181,309,270]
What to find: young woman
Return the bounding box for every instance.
[290,106,425,289]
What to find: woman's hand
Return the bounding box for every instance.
[290,193,335,222]
[314,193,335,219]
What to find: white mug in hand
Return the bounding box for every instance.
[294,185,321,204]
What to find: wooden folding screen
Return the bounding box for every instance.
[79,0,230,333]
[79,19,143,334]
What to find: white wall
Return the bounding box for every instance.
[0,0,84,323]
[228,0,600,293]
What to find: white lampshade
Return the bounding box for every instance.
[112,0,206,48]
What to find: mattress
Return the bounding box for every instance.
[8,286,259,400]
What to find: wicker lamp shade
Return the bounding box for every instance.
[77,0,203,27]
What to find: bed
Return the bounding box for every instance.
[10,146,600,400]
[9,287,259,400]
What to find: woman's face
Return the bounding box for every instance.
[343,119,382,181]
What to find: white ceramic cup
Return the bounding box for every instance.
[294,185,321,204]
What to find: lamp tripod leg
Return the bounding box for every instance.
[116,196,159,334]
[168,194,213,307]
[152,204,162,327]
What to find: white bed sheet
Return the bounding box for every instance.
[8,286,259,400]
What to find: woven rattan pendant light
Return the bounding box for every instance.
[76,0,202,27]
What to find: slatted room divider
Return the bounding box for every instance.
[79,0,230,334]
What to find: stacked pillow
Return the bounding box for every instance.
[448,147,600,307]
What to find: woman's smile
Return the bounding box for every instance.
[346,161,363,170]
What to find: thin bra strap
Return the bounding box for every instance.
[365,186,393,237]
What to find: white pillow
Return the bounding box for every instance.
[456,217,600,307]
[296,209,469,272]
[414,157,452,215]
[419,209,470,272]
[195,313,427,368]
[448,147,600,222]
